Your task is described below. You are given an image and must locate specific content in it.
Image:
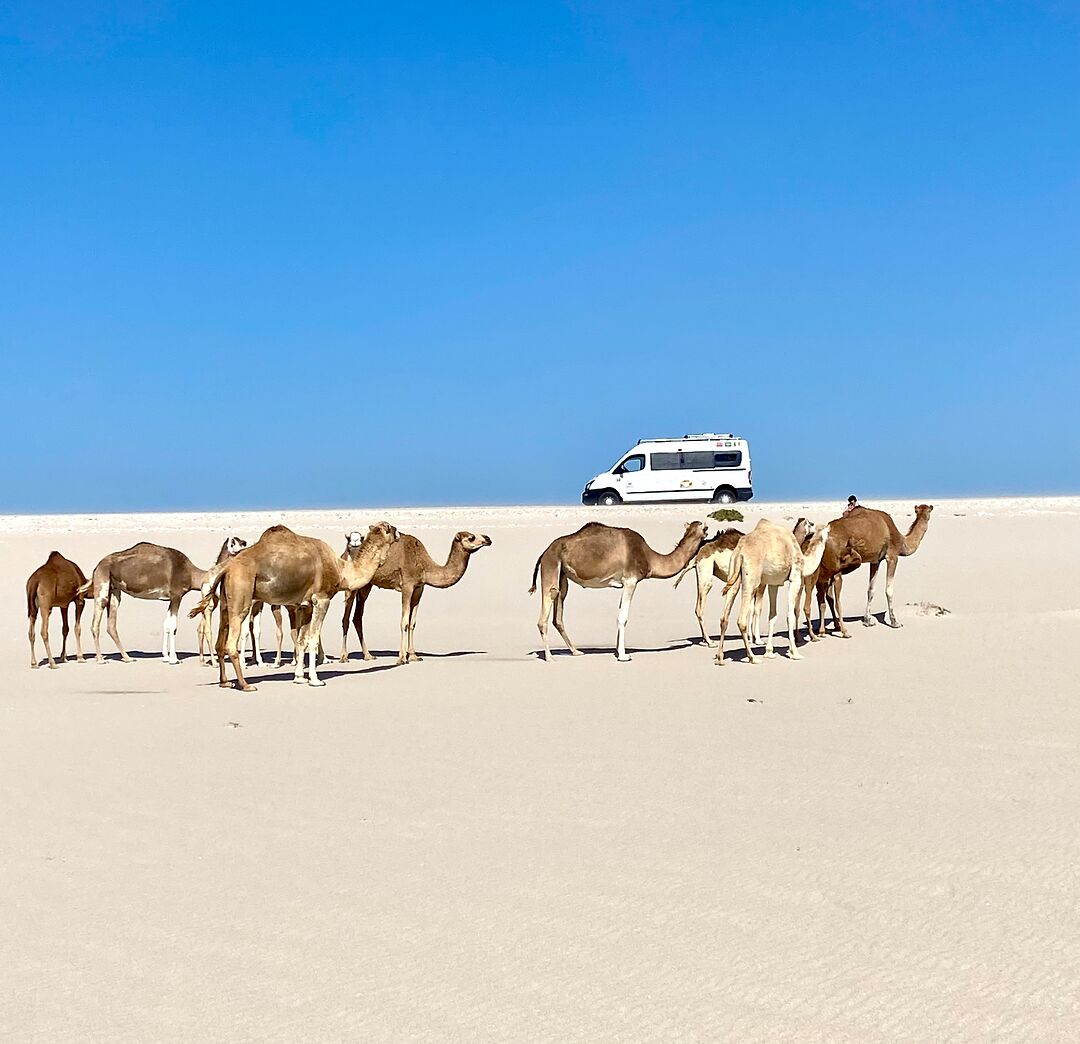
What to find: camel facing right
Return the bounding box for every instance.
[530,521,708,662]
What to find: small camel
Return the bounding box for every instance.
[190,523,399,691]
[82,537,246,664]
[673,519,813,647]
[340,530,493,665]
[530,521,708,662]
[26,552,89,668]
[715,520,831,665]
[814,504,934,636]
[196,537,250,665]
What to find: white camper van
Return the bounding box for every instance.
[581,434,753,506]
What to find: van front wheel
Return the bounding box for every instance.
[598,491,622,507]
[712,487,737,505]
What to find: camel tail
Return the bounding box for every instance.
[721,548,744,597]
[528,552,544,595]
[77,578,94,598]
[26,579,37,620]
[672,560,695,589]
[188,572,223,620]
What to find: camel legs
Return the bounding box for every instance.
[762,585,778,658]
[396,586,416,665]
[161,596,182,664]
[737,581,765,663]
[884,556,902,627]
[28,606,40,668]
[295,595,330,686]
[348,589,374,662]
[339,592,356,662]
[715,575,743,666]
[614,579,638,662]
[100,588,133,663]
[404,586,424,663]
[30,602,58,668]
[552,574,582,657]
[785,575,803,660]
[223,603,256,691]
[536,563,559,662]
[73,599,86,662]
[863,562,881,626]
[832,575,851,638]
[271,605,285,666]
[694,567,715,646]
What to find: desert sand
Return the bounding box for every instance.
[3,497,1079,1042]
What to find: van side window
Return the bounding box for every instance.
[651,450,743,470]
[650,452,680,470]
[617,454,645,473]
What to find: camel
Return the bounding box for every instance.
[189,523,399,691]
[813,504,934,637]
[714,520,831,665]
[26,552,89,668]
[339,530,493,665]
[196,537,251,665]
[796,533,862,641]
[530,521,708,662]
[672,519,813,647]
[82,537,246,664]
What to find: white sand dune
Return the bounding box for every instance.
[3,498,1079,1042]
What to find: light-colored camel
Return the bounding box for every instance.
[530,521,708,662]
[190,523,398,691]
[673,519,813,647]
[340,530,493,665]
[26,552,89,668]
[813,504,934,636]
[82,537,246,664]
[715,520,831,665]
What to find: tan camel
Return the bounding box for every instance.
[26,552,89,668]
[530,521,708,662]
[190,523,398,691]
[339,531,493,665]
[673,519,813,647]
[715,520,831,665]
[82,537,246,664]
[813,504,934,636]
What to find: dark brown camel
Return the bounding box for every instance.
[27,552,89,668]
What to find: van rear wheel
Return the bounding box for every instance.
[598,491,622,507]
[712,487,737,504]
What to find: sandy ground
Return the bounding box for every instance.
[3,497,1079,1043]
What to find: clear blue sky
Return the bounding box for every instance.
[2,2,1077,511]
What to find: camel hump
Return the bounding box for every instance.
[45,550,67,564]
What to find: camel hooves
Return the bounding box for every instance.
[308,679,326,687]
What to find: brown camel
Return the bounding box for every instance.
[190,523,399,691]
[530,521,708,662]
[82,537,246,664]
[796,533,862,641]
[715,520,831,665]
[672,519,813,647]
[26,552,89,668]
[813,504,934,636]
[339,531,493,665]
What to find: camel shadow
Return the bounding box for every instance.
[532,640,695,659]
[355,649,486,660]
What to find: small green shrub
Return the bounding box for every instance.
[709,508,744,523]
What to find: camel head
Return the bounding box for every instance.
[914,504,934,521]
[793,518,815,544]
[455,531,493,554]
[683,520,709,549]
[224,536,247,557]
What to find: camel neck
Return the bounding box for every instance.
[901,516,930,556]
[646,534,700,579]
[427,541,470,589]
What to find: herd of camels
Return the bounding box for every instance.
[26,503,933,688]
